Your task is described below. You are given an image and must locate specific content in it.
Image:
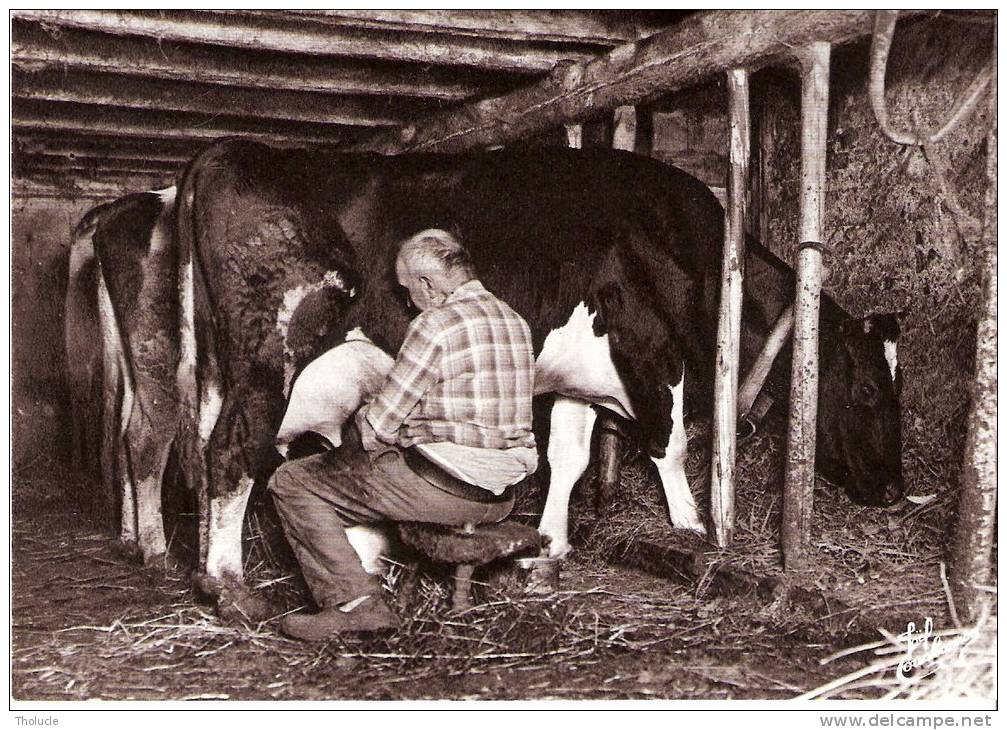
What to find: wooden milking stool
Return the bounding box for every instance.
[397,521,545,611]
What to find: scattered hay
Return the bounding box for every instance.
[569,414,952,631]
[799,605,996,700]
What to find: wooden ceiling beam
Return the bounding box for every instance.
[14,132,202,164]
[17,153,183,176]
[14,170,176,199]
[12,68,435,128]
[13,9,597,74]
[243,9,668,45]
[11,20,501,100]
[12,99,356,148]
[353,9,928,154]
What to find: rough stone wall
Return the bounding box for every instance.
[757,14,995,496]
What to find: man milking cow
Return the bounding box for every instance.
[269,229,538,641]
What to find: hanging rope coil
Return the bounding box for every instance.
[869,10,996,147]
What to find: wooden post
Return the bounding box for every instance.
[950,77,997,623]
[737,305,794,418]
[709,69,750,547]
[782,42,831,571]
[612,106,637,151]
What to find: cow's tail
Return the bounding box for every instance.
[175,146,228,570]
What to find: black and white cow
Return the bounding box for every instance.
[65,188,178,564]
[170,138,904,593]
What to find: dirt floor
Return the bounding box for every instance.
[10,417,993,702]
[10,483,860,701]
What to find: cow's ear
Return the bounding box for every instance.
[868,313,901,341]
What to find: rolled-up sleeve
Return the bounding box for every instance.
[364,314,442,446]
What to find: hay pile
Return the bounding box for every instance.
[560,414,953,632]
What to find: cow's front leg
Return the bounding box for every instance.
[650,368,705,534]
[538,396,597,558]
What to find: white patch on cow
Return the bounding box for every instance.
[147,197,174,255]
[119,465,137,545]
[68,228,94,281]
[535,302,634,419]
[96,268,134,438]
[346,525,392,576]
[275,336,393,451]
[275,270,349,396]
[651,372,705,535]
[177,257,197,400]
[198,381,224,442]
[538,396,597,559]
[205,477,254,581]
[153,186,176,204]
[884,339,898,383]
[345,326,369,343]
[135,474,167,561]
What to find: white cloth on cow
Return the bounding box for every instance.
[276,334,538,494]
[276,334,394,453]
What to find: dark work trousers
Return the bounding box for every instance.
[268,425,514,608]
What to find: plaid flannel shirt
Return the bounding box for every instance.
[363,280,536,451]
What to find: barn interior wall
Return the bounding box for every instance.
[755,14,994,499]
[651,81,729,194]
[11,174,168,473]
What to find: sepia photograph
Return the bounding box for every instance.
[8,8,997,713]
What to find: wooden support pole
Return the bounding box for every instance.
[737,305,794,418]
[950,76,997,623]
[710,68,750,548]
[612,106,638,151]
[782,43,831,571]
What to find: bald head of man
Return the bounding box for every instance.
[395,229,477,311]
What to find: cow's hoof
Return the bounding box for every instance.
[191,571,225,599]
[115,539,143,562]
[217,587,285,624]
[143,551,183,574]
[541,536,569,560]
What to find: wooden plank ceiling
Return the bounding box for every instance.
[11,9,690,185]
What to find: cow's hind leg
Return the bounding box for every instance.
[98,274,140,554]
[129,429,172,568]
[205,475,254,583]
[196,389,281,622]
[650,369,705,534]
[538,396,597,558]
